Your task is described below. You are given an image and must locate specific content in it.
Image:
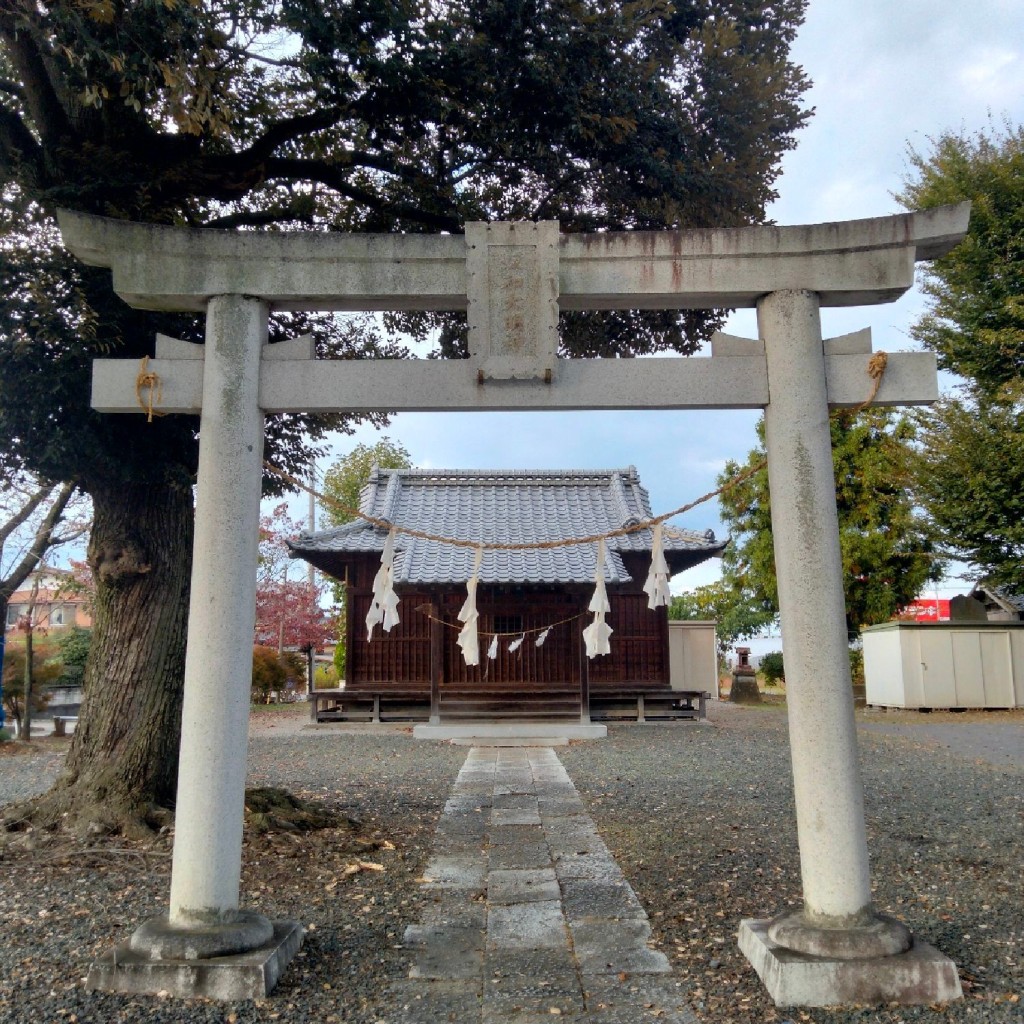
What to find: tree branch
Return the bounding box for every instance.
[260,156,462,231]
[229,107,347,165]
[0,17,73,150]
[200,207,317,230]
[0,484,52,551]
[0,482,76,601]
[222,43,299,70]
[0,104,44,186]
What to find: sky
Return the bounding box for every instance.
[289,1,1024,637]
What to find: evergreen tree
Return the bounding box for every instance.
[717,411,942,638]
[896,123,1024,592]
[0,0,811,833]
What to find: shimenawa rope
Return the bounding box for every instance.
[135,351,889,549]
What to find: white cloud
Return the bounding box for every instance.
[956,46,1024,102]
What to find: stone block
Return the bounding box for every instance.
[738,918,963,1007]
[571,918,670,976]
[487,900,567,949]
[560,878,646,923]
[86,920,302,1000]
[482,947,583,1016]
[491,808,542,826]
[488,868,560,905]
[422,854,488,890]
[388,979,482,1023]
[492,793,539,811]
[552,850,624,883]
[488,824,546,846]
[582,974,696,1023]
[488,842,552,871]
[406,922,486,980]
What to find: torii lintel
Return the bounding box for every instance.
[57,203,969,317]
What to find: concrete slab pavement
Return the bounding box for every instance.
[389,747,695,1023]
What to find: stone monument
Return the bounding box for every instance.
[730,647,761,703]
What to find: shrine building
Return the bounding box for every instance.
[289,466,724,724]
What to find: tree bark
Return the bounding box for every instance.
[9,479,193,836]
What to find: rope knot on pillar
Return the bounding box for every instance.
[135,355,165,422]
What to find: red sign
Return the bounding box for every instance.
[899,599,950,622]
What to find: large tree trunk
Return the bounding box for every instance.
[9,479,193,837]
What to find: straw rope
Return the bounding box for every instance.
[134,348,888,548]
[417,607,587,638]
[135,356,165,422]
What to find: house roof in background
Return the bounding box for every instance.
[289,467,725,586]
[972,583,1024,615]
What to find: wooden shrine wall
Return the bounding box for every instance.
[345,552,670,691]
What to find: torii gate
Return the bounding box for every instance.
[58,206,969,1006]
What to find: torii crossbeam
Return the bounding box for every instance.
[59,204,969,1006]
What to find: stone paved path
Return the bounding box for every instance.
[387,747,695,1023]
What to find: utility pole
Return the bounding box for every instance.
[306,456,316,695]
[20,576,40,742]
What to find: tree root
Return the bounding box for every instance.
[2,785,362,859]
[244,787,357,835]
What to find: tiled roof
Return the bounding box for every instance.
[289,467,725,585]
[976,583,1024,614]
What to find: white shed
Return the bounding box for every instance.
[668,620,720,699]
[862,621,1024,709]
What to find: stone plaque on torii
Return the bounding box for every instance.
[59,203,969,1006]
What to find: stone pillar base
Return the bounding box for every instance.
[739,918,962,1007]
[86,919,303,1000]
[729,672,761,703]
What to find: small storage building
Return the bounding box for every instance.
[862,621,1024,709]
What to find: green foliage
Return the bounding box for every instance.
[332,636,346,680]
[669,580,774,655]
[759,651,785,684]
[251,645,288,704]
[912,397,1024,593]
[281,649,305,684]
[2,645,58,727]
[718,412,942,636]
[313,664,338,689]
[896,123,1024,591]
[56,627,91,687]
[896,123,1024,398]
[848,646,865,689]
[321,438,413,527]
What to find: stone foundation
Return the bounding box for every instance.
[739,918,962,1007]
[86,919,303,1000]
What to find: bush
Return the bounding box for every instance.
[56,627,91,687]
[280,649,305,687]
[2,645,58,731]
[760,651,785,685]
[314,665,338,689]
[849,646,865,688]
[251,645,287,704]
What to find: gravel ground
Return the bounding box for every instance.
[0,742,67,805]
[0,703,1020,1024]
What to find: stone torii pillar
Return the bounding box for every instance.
[58,203,969,1006]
